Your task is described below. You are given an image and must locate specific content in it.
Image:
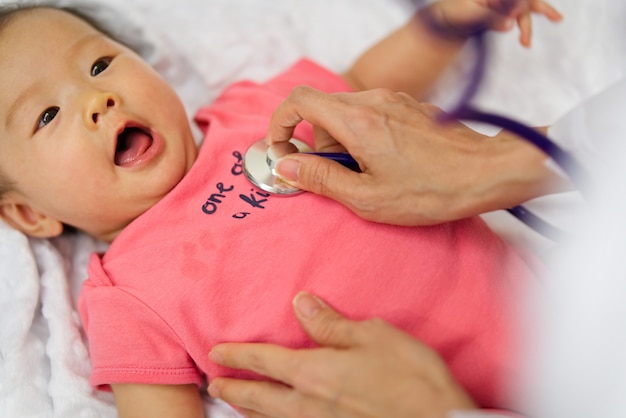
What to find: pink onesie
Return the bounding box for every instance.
[79,59,539,410]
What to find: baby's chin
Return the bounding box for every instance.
[89,223,129,243]
[83,210,150,243]
[89,141,198,243]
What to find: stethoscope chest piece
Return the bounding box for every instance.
[243,138,311,195]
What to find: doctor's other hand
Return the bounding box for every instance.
[208,292,476,418]
[266,86,566,226]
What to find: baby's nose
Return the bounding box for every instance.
[85,91,120,128]
[91,97,116,123]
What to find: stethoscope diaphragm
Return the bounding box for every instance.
[243,138,312,195]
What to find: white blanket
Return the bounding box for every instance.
[0,0,623,417]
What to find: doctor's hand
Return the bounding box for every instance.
[208,292,476,418]
[266,86,565,226]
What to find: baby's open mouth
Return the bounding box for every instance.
[115,126,154,166]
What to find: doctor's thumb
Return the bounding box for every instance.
[292,292,357,348]
[275,154,360,202]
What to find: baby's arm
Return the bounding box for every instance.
[342,12,466,98]
[112,383,205,418]
[343,0,562,97]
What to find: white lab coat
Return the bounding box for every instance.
[460,78,626,418]
[527,78,626,418]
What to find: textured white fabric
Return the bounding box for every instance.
[0,0,623,417]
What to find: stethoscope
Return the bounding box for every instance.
[243,138,359,195]
[243,8,591,242]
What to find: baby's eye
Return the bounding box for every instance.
[91,57,112,76]
[36,107,59,131]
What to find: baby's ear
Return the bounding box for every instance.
[0,198,63,238]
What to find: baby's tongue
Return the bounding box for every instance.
[115,129,152,166]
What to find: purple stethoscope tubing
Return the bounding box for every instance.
[301,152,361,172]
[445,31,589,189]
[431,19,591,241]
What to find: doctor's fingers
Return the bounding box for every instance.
[265,85,343,147]
[209,378,354,418]
[209,301,363,384]
[265,86,423,150]
[275,151,437,228]
[209,337,473,418]
[208,378,293,418]
[208,344,368,405]
[273,152,373,215]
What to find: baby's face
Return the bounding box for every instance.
[0,8,197,241]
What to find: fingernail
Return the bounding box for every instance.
[275,157,300,182]
[208,349,224,364]
[293,292,324,319]
[207,383,220,398]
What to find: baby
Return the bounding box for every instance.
[0,1,561,417]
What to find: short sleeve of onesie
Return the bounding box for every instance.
[79,254,202,389]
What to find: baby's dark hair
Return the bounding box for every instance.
[0,2,132,48]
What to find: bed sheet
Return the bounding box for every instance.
[0,0,624,417]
